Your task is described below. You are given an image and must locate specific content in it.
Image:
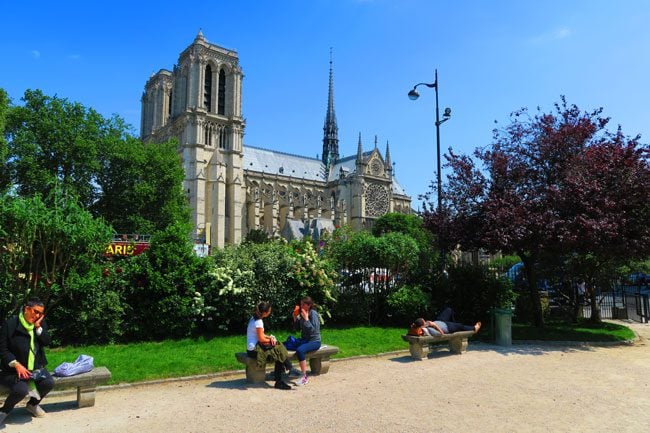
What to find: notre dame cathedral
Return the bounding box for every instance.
[140,31,411,249]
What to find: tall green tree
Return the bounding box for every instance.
[3,88,190,233]
[0,89,9,189]
[4,89,123,206]
[372,212,435,284]
[92,136,190,234]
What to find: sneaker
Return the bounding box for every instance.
[25,403,46,418]
[296,375,309,386]
[274,381,291,390]
[0,411,7,425]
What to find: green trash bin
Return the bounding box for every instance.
[493,308,512,346]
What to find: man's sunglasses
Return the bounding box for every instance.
[29,307,45,316]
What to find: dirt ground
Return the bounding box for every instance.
[1,320,649,433]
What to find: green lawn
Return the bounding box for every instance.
[47,321,634,384]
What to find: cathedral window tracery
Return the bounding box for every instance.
[364,183,389,217]
[204,64,212,112]
[218,69,226,115]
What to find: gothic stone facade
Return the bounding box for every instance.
[141,32,411,249]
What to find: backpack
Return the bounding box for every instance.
[407,325,423,336]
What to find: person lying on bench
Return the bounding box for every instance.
[412,307,481,336]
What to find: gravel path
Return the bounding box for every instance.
[2,320,649,433]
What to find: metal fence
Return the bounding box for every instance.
[582,291,650,323]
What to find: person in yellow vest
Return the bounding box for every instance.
[0,298,54,424]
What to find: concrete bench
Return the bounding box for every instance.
[53,366,112,407]
[402,331,475,359]
[0,366,111,408]
[235,345,339,383]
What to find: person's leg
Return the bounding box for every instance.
[436,307,455,322]
[295,340,321,385]
[0,378,29,414]
[444,321,474,333]
[30,370,54,407]
[295,340,321,373]
[273,362,290,389]
[273,361,283,382]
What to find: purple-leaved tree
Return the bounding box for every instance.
[423,97,650,327]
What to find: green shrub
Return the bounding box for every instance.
[386,285,431,324]
[47,265,125,345]
[118,223,210,340]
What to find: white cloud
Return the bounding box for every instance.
[30,50,41,59]
[529,27,572,44]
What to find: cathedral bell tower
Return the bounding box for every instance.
[141,31,245,248]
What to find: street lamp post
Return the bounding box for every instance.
[408,69,451,273]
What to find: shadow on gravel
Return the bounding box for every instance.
[388,341,604,363]
[2,400,78,430]
[467,342,599,357]
[206,377,275,391]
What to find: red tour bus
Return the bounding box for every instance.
[104,234,151,257]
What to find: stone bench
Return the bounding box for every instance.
[0,366,111,408]
[402,331,475,359]
[235,345,339,383]
[52,366,112,407]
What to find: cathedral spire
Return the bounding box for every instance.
[356,132,363,164]
[385,140,392,170]
[322,48,339,168]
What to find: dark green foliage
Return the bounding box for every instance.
[92,136,190,234]
[432,264,515,324]
[118,222,210,340]
[326,225,422,325]
[243,228,272,244]
[386,285,432,323]
[329,289,374,326]
[514,290,550,324]
[46,265,125,345]
[0,186,113,319]
[0,89,9,189]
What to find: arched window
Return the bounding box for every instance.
[204,124,212,146]
[218,126,227,149]
[204,65,212,112]
[218,69,226,115]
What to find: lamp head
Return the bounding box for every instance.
[407,88,420,100]
[443,107,451,118]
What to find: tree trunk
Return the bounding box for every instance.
[588,282,602,323]
[521,253,545,327]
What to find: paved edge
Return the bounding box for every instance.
[46,332,641,399]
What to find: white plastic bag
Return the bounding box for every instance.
[53,354,94,377]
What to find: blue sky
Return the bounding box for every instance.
[2,1,649,208]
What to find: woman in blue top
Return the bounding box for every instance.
[292,296,321,386]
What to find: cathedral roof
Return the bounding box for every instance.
[242,145,409,197]
[243,145,325,181]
